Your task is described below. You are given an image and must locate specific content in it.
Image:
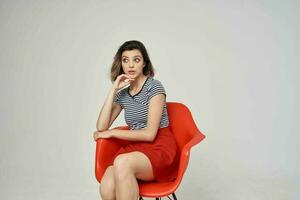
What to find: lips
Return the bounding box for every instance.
[128,70,135,75]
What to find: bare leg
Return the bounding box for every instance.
[100,166,116,200]
[113,151,155,200]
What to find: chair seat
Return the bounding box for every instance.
[138,180,178,197]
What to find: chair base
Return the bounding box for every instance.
[139,192,177,200]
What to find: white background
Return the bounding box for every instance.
[0,0,299,199]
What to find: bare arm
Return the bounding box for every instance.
[96,93,165,142]
[108,103,123,128]
[96,74,134,131]
[96,87,122,131]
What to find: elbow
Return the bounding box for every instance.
[144,130,157,142]
[146,136,155,142]
[97,128,106,132]
[96,122,110,132]
[96,118,111,132]
[96,125,108,132]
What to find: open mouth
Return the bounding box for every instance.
[128,71,135,75]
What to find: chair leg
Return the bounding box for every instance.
[172,192,177,200]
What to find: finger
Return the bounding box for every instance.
[122,73,130,78]
[118,74,130,80]
[124,78,135,83]
[124,79,134,83]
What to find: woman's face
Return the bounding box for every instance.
[121,49,145,79]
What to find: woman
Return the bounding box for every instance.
[93,40,179,200]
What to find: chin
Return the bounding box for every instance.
[129,74,140,79]
[127,74,135,79]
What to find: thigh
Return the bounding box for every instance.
[120,151,155,181]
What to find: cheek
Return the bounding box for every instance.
[121,64,126,71]
[121,62,127,68]
[138,62,145,69]
[138,66,144,72]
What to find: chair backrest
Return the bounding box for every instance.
[167,102,205,151]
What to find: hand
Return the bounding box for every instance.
[93,130,113,141]
[113,74,135,91]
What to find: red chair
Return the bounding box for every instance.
[95,102,206,199]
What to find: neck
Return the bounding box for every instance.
[130,75,148,91]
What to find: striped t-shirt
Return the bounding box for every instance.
[114,76,169,130]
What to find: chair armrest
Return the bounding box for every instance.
[176,132,205,183]
[95,126,129,183]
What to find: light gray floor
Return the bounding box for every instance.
[1,153,299,200]
[1,171,299,200]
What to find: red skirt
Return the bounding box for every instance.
[110,126,179,182]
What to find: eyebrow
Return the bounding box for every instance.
[122,55,142,58]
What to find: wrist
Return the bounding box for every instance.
[110,130,115,137]
[110,86,118,93]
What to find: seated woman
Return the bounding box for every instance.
[93,40,179,200]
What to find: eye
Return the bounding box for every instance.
[122,58,128,63]
[135,58,140,62]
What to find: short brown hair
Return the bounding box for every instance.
[110,40,155,82]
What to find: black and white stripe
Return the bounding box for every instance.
[114,76,169,130]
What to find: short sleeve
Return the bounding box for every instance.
[147,80,166,100]
[113,90,123,107]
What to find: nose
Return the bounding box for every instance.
[129,61,134,68]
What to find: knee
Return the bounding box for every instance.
[113,154,134,181]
